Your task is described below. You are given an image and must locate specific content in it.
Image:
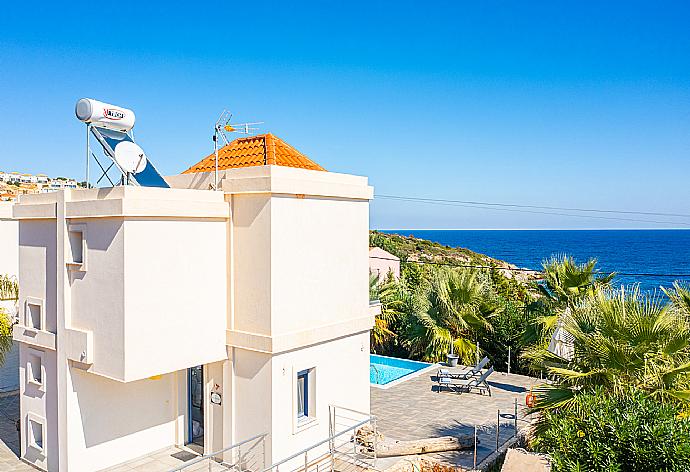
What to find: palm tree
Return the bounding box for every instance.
[370,272,404,352]
[663,281,690,317]
[0,275,18,366]
[523,255,614,347]
[406,268,496,363]
[529,286,690,410]
[0,274,18,302]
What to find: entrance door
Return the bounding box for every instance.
[187,366,204,448]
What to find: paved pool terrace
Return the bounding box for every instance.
[370,365,538,470]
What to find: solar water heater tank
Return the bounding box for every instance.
[75,98,136,132]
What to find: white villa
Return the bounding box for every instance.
[6,133,376,471]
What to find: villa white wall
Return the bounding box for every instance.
[223,166,374,466]
[19,347,58,471]
[66,215,228,382]
[64,367,180,472]
[230,330,371,466]
[121,218,228,380]
[17,218,58,471]
[68,218,126,379]
[232,348,273,456]
[269,331,370,464]
[56,188,230,382]
[231,194,272,336]
[269,195,370,336]
[13,187,231,471]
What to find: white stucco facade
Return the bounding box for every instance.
[12,165,374,471]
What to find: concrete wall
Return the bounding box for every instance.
[231,194,272,336]
[64,368,181,472]
[217,166,374,465]
[17,218,58,471]
[270,196,370,335]
[269,331,370,463]
[228,332,371,466]
[17,187,231,383]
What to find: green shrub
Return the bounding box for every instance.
[478,297,536,374]
[532,388,690,472]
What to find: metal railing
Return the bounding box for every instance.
[169,433,267,472]
[329,405,378,467]
[470,398,532,470]
[261,405,377,472]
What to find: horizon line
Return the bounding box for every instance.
[372,227,690,231]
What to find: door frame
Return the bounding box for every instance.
[187,365,204,447]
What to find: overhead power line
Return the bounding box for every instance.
[376,194,690,219]
[369,255,690,279]
[376,195,690,227]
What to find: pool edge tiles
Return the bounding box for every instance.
[370,354,438,389]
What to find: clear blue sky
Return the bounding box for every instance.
[2,1,690,229]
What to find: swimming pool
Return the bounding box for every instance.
[370,354,434,386]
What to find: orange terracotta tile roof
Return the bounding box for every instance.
[183,133,325,174]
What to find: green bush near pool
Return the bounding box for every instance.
[532,388,690,472]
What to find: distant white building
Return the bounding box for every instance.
[12,133,375,472]
[369,247,400,280]
[43,179,78,192]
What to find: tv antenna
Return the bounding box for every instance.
[212,110,263,190]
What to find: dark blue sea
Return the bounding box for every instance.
[382,230,690,292]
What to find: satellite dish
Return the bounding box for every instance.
[114,141,147,174]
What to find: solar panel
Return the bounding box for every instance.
[76,98,170,189]
[90,127,169,188]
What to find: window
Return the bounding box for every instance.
[25,298,44,331]
[297,370,308,419]
[67,224,87,270]
[29,417,44,451]
[27,303,41,330]
[27,351,43,387]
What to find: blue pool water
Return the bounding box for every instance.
[370,354,432,385]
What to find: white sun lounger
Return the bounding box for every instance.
[437,366,494,396]
[437,356,490,380]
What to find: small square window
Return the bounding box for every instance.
[69,230,83,264]
[67,224,87,271]
[24,298,44,331]
[27,351,43,387]
[29,418,43,451]
[27,304,41,330]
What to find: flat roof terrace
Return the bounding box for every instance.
[370,366,538,470]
